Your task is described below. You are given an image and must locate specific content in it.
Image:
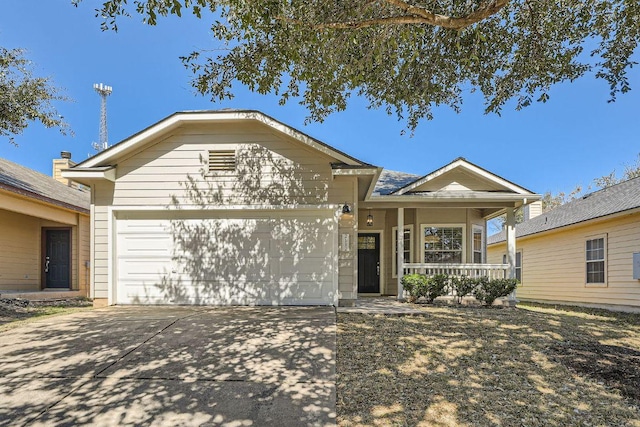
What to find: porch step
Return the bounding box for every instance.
[0,290,84,301]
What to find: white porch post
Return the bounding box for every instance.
[397,207,404,300]
[506,208,517,302]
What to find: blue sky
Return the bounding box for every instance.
[1,0,638,197]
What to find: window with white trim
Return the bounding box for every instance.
[472,225,484,263]
[422,225,465,263]
[586,236,606,284]
[502,251,522,282]
[392,225,413,277]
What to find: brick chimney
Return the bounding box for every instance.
[52,151,76,186]
[523,200,543,221]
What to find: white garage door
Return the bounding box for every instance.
[115,211,337,305]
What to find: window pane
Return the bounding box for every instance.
[515,267,522,282]
[516,252,522,268]
[473,252,482,263]
[424,226,463,264]
[586,260,605,283]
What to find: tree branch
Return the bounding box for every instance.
[278,0,510,31]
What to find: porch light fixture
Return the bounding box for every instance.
[342,203,352,214]
[366,209,374,227]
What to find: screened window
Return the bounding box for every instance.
[586,237,606,284]
[392,225,413,277]
[423,226,464,263]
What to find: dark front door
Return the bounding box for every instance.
[44,229,71,289]
[358,233,380,293]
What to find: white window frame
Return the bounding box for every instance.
[472,224,485,264]
[503,251,523,283]
[585,234,607,287]
[421,224,466,264]
[392,225,414,278]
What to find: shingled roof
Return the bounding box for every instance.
[0,158,90,213]
[488,176,640,245]
[373,169,421,195]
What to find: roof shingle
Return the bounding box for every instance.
[488,176,640,245]
[0,158,90,212]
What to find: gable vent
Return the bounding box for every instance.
[208,150,236,172]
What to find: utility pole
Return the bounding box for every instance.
[92,83,112,152]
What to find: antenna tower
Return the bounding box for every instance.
[92,83,113,152]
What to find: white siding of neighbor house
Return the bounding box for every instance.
[90,122,358,303]
[487,211,640,308]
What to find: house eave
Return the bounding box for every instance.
[62,166,116,183]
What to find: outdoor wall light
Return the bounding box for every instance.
[342,203,352,214]
[366,209,374,227]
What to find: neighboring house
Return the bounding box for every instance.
[63,110,539,307]
[488,177,640,311]
[0,154,90,296]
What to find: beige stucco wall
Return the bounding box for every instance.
[487,211,640,308]
[89,123,360,303]
[0,194,89,295]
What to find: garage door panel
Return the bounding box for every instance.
[116,213,336,305]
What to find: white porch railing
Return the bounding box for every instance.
[403,263,510,280]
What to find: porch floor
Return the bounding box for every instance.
[336,296,426,315]
[0,290,84,301]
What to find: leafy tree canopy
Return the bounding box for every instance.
[74,0,639,129]
[0,48,68,145]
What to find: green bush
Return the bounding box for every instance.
[473,278,519,306]
[401,274,429,302]
[425,273,450,303]
[451,276,478,304]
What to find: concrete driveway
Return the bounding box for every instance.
[0,306,336,426]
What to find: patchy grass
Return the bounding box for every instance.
[337,303,640,426]
[0,299,93,332]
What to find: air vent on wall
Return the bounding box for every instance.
[208,150,236,172]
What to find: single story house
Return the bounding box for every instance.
[63,110,540,307]
[0,154,90,296]
[488,176,640,311]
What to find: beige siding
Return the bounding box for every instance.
[332,176,358,300]
[79,214,90,295]
[0,208,89,294]
[113,124,335,208]
[487,212,640,308]
[92,181,114,299]
[0,209,40,290]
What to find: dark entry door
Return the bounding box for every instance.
[358,233,380,293]
[44,229,71,289]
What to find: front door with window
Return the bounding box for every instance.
[358,233,380,293]
[44,229,71,289]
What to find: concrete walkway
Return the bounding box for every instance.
[0,307,336,426]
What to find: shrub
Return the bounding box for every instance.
[401,274,428,303]
[451,276,477,304]
[425,274,450,303]
[473,278,519,306]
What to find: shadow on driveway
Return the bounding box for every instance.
[0,306,336,426]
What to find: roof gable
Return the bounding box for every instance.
[392,158,534,195]
[77,110,371,168]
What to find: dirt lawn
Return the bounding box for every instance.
[337,302,640,426]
